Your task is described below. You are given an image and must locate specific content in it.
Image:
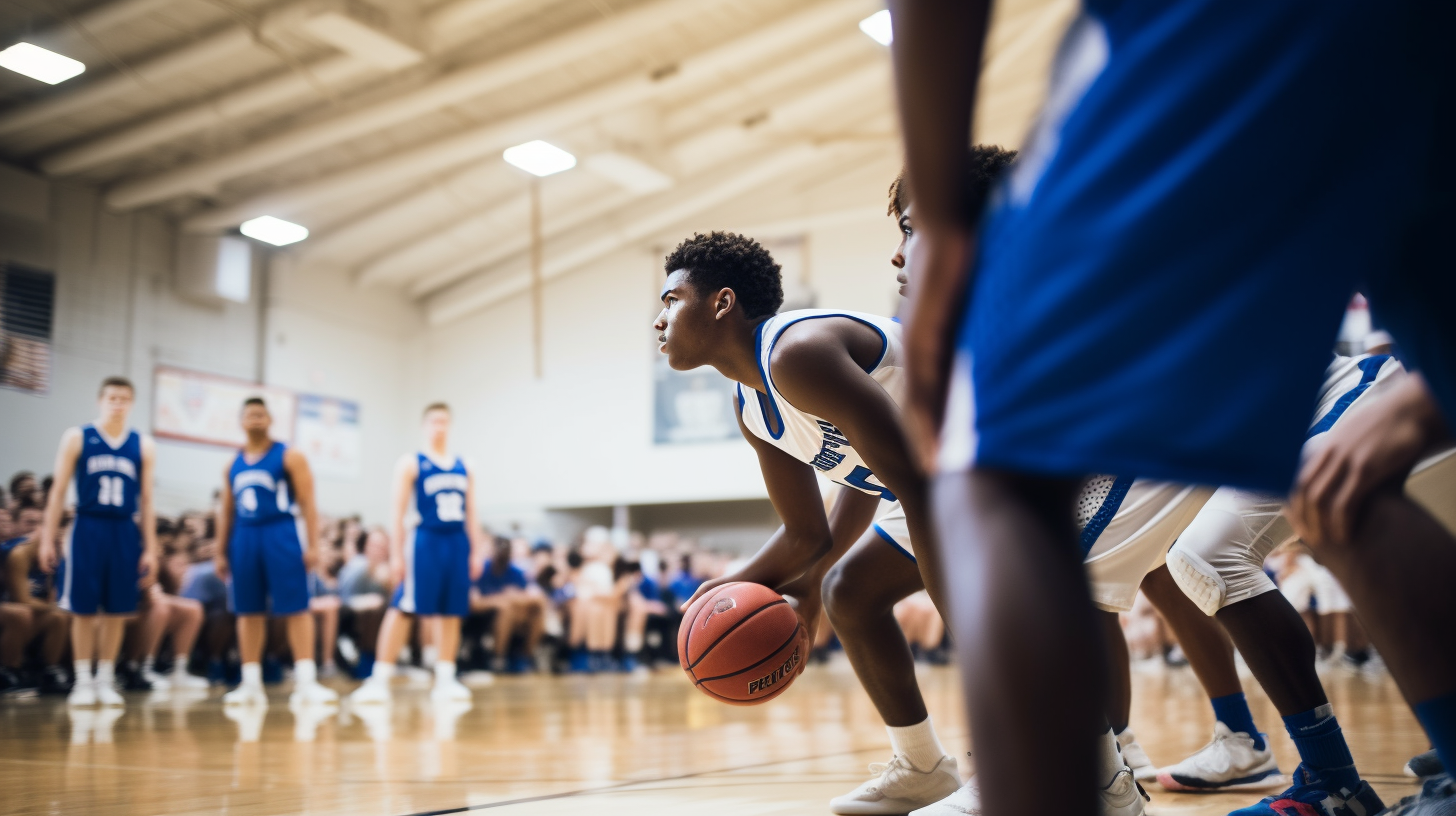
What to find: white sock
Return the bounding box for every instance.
[434,661,456,683]
[171,657,188,674]
[371,662,396,683]
[1097,728,1127,786]
[294,658,317,687]
[241,662,262,688]
[624,632,644,653]
[887,717,949,772]
[95,659,115,686]
[422,645,438,668]
[74,658,93,683]
[140,656,154,672]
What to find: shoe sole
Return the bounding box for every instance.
[1157,771,1287,793]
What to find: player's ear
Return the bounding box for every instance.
[713,287,736,319]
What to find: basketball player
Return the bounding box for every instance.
[217,397,337,707]
[888,2,1453,815]
[889,166,1281,814]
[351,403,481,704]
[1165,349,1455,814]
[36,376,158,707]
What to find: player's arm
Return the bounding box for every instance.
[284,448,320,569]
[464,460,485,581]
[682,412,835,610]
[137,435,160,588]
[389,454,417,586]
[888,0,993,470]
[215,463,235,581]
[37,428,82,573]
[1291,372,1452,546]
[772,323,933,573]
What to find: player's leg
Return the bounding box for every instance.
[91,520,140,705]
[351,606,411,702]
[1167,487,1381,815]
[933,469,1119,816]
[225,524,270,705]
[62,517,104,705]
[824,530,959,815]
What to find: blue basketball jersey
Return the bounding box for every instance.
[75,425,142,517]
[415,453,468,531]
[229,442,293,525]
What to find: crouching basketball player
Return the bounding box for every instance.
[351,403,481,704]
[217,398,337,707]
[37,376,160,707]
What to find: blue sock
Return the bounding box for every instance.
[1211,692,1266,750]
[1283,704,1359,789]
[1413,692,1456,777]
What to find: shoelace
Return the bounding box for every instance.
[862,756,913,792]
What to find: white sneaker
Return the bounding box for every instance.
[67,680,97,707]
[349,677,392,705]
[141,667,172,691]
[1117,730,1158,781]
[169,669,210,691]
[1155,721,1285,792]
[830,754,962,815]
[289,681,339,707]
[95,682,125,707]
[1099,768,1146,816]
[431,677,472,703]
[910,775,981,815]
[222,683,268,707]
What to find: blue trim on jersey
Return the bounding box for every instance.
[1079,476,1135,556]
[750,313,891,441]
[1305,355,1391,440]
[736,384,746,415]
[873,524,916,563]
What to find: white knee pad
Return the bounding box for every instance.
[1166,487,1287,616]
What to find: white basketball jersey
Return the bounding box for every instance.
[736,309,904,500]
[1307,353,1403,437]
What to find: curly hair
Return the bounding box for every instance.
[663,231,783,319]
[888,144,1018,221]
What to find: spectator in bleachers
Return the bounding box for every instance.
[7,472,40,513]
[566,528,620,672]
[307,541,345,678]
[0,506,12,541]
[469,535,546,673]
[668,553,705,609]
[337,528,392,678]
[1,509,72,694]
[180,536,233,683]
[614,557,668,673]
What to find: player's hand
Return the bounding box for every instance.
[137,551,159,589]
[215,554,230,582]
[38,541,58,574]
[777,574,821,673]
[302,546,318,571]
[900,228,975,474]
[680,575,732,612]
[390,558,406,589]
[1291,374,1447,547]
[468,555,484,582]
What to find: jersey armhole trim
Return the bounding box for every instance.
[756,313,891,441]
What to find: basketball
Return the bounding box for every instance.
[677,582,804,706]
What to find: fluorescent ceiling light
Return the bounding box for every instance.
[0,43,86,84]
[503,140,577,177]
[584,152,674,193]
[859,10,892,46]
[240,216,309,246]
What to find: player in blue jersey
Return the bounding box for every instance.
[216,397,337,707]
[36,376,159,707]
[887,2,1456,815]
[351,402,483,705]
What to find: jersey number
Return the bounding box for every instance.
[97,475,126,507]
[844,466,897,502]
[240,487,258,513]
[434,492,465,522]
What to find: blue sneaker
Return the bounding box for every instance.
[1228,764,1383,816]
[1386,775,1456,816]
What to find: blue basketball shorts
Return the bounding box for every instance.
[228,518,309,616]
[58,513,141,615]
[947,0,1455,493]
[391,526,470,617]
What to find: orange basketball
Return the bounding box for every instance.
[677,582,805,706]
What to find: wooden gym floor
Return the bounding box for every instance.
[0,658,1428,816]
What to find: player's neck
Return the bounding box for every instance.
[242,434,272,456]
[94,416,128,439]
[711,319,769,393]
[423,442,451,465]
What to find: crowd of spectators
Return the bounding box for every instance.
[1,468,829,696]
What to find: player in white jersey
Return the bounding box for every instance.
[889,158,1282,814]
[1164,348,1454,815]
[37,376,159,707]
[661,231,968,815]
[351,402,483,705]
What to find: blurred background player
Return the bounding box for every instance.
[37,376,158,707]
[351,403,482,704]
[216,397,336,707]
